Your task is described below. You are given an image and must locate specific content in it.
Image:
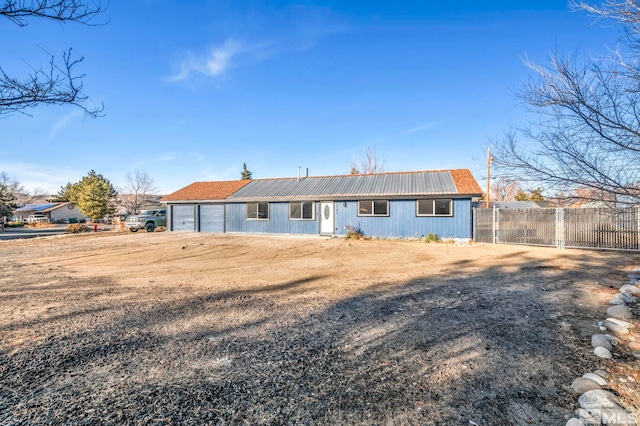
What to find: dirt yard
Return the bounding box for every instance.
[1,232,639,425]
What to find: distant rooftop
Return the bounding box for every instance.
[15,203,58,212]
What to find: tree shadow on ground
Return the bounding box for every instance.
[0,248,636,425]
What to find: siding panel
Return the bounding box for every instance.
[226,202,319,235]
[334,199,472,239]
[224,199,472,238]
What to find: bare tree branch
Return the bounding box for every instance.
[349,146,387,174]
[493,3,640,203]
[0,0,106,26]
[0,49,103,117]
[0,0,106,116]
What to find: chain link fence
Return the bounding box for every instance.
[473,207,640,252]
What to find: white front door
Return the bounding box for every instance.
[320,201,334,234]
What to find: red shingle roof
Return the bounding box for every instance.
[160,180,252,202]
[450,169,483,195]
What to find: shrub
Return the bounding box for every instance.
[344,228,364,240]
[66,224,92,233]
[421,233,440,243]
[26,221,52,228]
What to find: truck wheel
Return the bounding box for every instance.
[145,222,156,232]
[130,228,138,232]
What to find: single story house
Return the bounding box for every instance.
[13,202,86,223]
[161,169,483,239]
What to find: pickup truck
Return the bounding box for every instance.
[27,214,50,223]
[124,209,166,232]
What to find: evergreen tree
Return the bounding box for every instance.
[241,163,253,180]
[53,182,78,202]
[57,170,118,220]
[0,181,17,221]
[514,188,545,201]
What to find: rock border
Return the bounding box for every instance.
[565,269,640,426]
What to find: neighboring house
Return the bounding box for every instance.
[13,202,86,223]
[161,169,483,239]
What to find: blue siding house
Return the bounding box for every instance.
[161,169,482,239]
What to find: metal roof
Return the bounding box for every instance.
[228,171,461,202]
[15,203,58,212]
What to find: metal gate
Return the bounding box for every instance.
[171,204,195,232]
[473,207,640,252]
[199,204,225,233]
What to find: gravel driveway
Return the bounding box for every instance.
[0,232,635,425]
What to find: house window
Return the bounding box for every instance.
[289,201,315,220]
[358,200,389,216]
[246,202,269,220]
[417,199,453,216]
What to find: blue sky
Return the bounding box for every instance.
[0,0,619,195]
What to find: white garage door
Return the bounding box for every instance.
[199,204,225,233]
[172,205,195,232]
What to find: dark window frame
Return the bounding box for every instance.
[289,201,315,220]
[416,199,453,217]
[246,202,270,220]
[357,200,390,217]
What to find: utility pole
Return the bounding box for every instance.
[485,147,493,208]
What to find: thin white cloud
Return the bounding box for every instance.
[48,111,83,140]
[188,152,206,162]
[202,165,239,181]
[398,120,446,136]
[0,162,81,194]
[365,120,445,145]
[168,40,243,82]
[158,154,175,161]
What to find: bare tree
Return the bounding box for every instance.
[120,170,159,215]
[491,177,521,201]
[0,171,47,205]
[1,0,106,117]
[492,1,640,203]
[349,146,387,174]
[0,172,18,230]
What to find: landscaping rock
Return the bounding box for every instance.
[591,335,613,351]
[606,304,633,319]
[606,318,634,328]
[602,320,630,335]
[571,377,602,394]
[582,373,607,386]
[594,346,613,359]
[594,370,609,379]
[566,418,585,426]
[619,284,640,295]
[575,408,600,425]
[578,390,621,410]
[632,351,640,360]
[610,292,637,305]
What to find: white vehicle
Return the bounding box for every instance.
[26,214,50,223]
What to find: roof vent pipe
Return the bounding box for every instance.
[298,166,301,181]
[305,168,308,178]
